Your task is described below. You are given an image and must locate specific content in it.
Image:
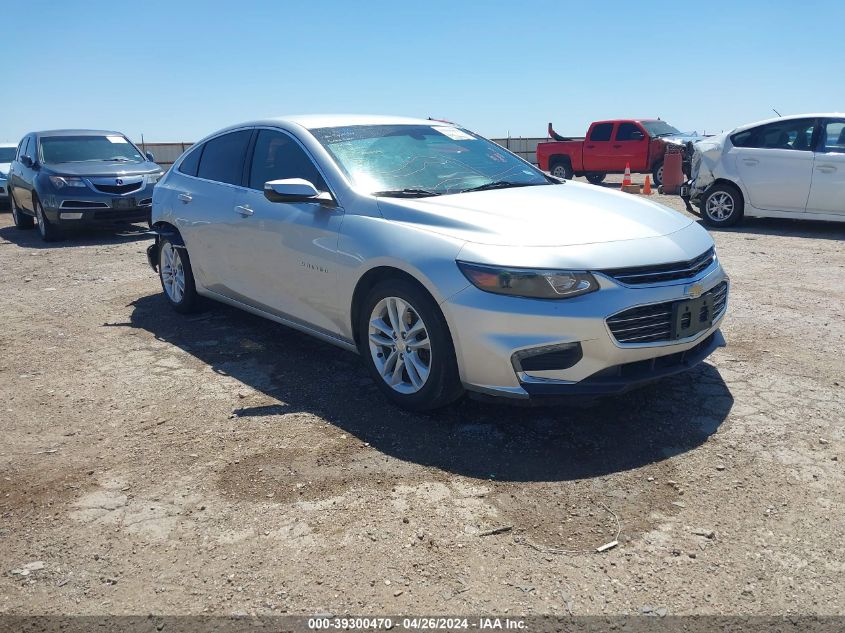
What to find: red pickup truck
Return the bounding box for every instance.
[536,119,695,186]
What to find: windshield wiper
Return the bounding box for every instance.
[103,157,135,162]
[458,181,539,194]
[372,188,441,198]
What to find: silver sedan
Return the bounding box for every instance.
[147,115,728,410]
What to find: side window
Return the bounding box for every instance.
[196,130,252,185]
[820,120,845,153]
[589,123,613,142]
[616,123,644,141]
[18,136,31,160]
[248,129,328,191]
[178,144,202,177]
[732,119,816,151]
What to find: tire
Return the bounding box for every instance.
[550,160,573,180]
[358,279,463,411]
[585,172,606,184]
[9,193,34,230]
[652,161,664,187]
[158,236,199,313]
[701,183,744,228]
[34,198,62,242]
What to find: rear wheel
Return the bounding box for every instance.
[701,183,744,228]
[585,172,606,184]
[358,279,463,411]
[550,160,573,180]
[35,199,62,242]
[159,237,199,313]
[10,194,34,230]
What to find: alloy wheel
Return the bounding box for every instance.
[706,192,735,221]
[368,296,432,394]
[160,242,186,303]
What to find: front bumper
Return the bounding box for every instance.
[442,263,728,400]
[41,186,153,226]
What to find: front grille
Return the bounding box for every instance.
[607,281,727,344]
[601,248,716,285]
[92,182,143,195]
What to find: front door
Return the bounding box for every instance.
[613,122,649,172]
[229,128,344,335]
[806,119,845,216]
[731,118,816,212]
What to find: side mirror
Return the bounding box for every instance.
[21,155,33,168]
[264,178,335,206]
[145,151,156,162]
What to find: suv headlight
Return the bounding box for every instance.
[147,171,163,184]
[457,262,599,299]
[49,176,87,189]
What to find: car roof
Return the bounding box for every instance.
[731,113,845,134]
[30,129,128,138]
[237,114,449,131]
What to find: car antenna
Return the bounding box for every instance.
[772,108,782,117]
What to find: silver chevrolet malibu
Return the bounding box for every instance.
[147,115,728,410]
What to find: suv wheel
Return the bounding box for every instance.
[10,195,35,230]
[159,237,199,313]
[701,183,744,228]
[35,199,62,241]
[358,279,463,411]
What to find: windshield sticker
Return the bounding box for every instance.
[434,127,476,141]
[106,136,129,144]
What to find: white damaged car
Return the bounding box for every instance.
[685,113,845,227]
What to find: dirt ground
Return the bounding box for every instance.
[1,180,843,618]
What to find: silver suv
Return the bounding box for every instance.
[148,115,728,410]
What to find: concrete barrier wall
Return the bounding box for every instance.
[139,137,547,169]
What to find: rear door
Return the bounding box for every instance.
[176,129,253,294]
[230,128,343,333]
[731,118,816,212]
[582,123,616,172]
[613,122,649,172]
[10,135,35,212]
[806,118,845,216]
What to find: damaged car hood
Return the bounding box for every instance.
[376,181,695,247]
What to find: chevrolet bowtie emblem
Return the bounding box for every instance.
[686,283,704,299]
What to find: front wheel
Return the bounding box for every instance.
[358,279,463,411]
[701,183,744,228]
[158,237,199,313]
[35,199,62,242]
[10,194,35,230]
[652,161,664,187]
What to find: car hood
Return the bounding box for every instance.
[660,132,704,146]
[376,181,695,248]
[42,160,161,177]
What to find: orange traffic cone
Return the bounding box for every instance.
[642,175,652,195]
[621,163,632,189]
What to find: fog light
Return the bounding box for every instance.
[60,212,84,220]
[511,342,583,373]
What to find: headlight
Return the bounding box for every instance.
[457,261,599,299]
[147,171,163,184]
[49,176,87,189]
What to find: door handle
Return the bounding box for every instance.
[742,158,759,165]
[613,144,622,148]
[586,145,595,149]
[815,165,837,173]
[177,193,193,203]
[234,205,254,217]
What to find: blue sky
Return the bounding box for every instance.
[3,0,843,143]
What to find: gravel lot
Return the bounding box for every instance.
[1,180,843,617]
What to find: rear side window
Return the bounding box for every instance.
[820,120,845,153]
[18,136,31,160]
[178,145,202,177]
[248,129,328,191]
[731,119,816,151]
[615,123,643,141]
[196,130,252,185]
[589,123,613,142]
